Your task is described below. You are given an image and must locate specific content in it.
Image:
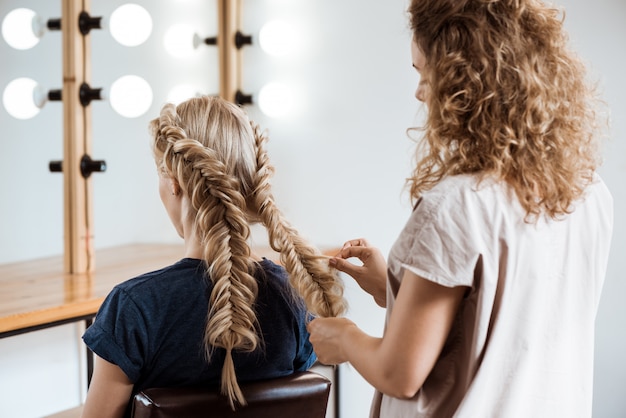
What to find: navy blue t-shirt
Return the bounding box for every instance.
[83,258,315,393]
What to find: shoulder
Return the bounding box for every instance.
[115,258,204,292]
[571,173,613,235]
[256,258,289,286]
[584,173,613,207]
[255,259,305,311]
[93,259,208,337]
[412,174,518,227]
[258,258,288,275]
[391,175,518,286]
[103,259,206,312]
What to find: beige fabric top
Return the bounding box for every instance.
[370,174,613,418]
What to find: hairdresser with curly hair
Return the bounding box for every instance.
[307,0,613,417]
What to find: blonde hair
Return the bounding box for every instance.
[407,0,606,219]
[150,96,346,408]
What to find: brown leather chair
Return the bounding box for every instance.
[130,371,332,418]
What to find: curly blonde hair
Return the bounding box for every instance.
[407,0,606,219]
[150,96,346,408]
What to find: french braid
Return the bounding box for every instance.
[248,123,347,318]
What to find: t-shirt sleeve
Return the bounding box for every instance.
[391,184,482,288]
[294,313,317,371]
[82,286,149,383]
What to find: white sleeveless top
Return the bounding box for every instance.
[371,174,613,418]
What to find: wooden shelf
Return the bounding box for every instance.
[0,243,185,336]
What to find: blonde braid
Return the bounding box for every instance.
[157,104,258,408]
[249,123,347,318]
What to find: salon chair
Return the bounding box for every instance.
[130,371,332,418]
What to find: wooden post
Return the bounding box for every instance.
[217,0,241,103]
[61,0,94,274]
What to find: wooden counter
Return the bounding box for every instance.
[0,243,186,337]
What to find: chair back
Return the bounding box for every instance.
[131,371,331,418]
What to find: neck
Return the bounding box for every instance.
[180,210,203,259]
[183,235,204,259]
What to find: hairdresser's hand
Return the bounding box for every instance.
[307,317,357,365]
[329,238,387,307]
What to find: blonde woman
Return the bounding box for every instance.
[81,96,346,418]
[308,0,613,417]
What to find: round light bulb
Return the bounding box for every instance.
[163,24,197,58]
[109,4,152,47]
[2,78,41,119]
[2,8,40,50]
[258,82,293,118]
[259,20,297,57]
[109,75,153,118]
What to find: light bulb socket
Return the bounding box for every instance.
[235,90,253,106]
[204,36,218,46]
[79,83,103,107]
[235,31,252,49]
[49,156,107,177]
[48,89,62,101]
[78,11,103,35]
[47,18,61,31]
[80,154,107,178]
[49,161,62,172]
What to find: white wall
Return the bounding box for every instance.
[1,0,624,417]
[0,0,64,263]
[559,1,626,416]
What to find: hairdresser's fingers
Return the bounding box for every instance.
[328,256,363,278]
[338,245,375,262]
[341,238,370,250]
